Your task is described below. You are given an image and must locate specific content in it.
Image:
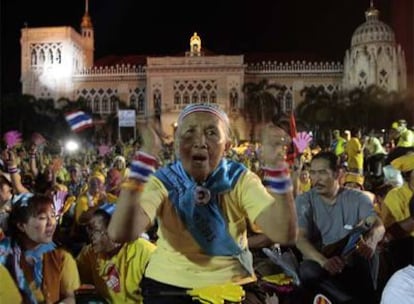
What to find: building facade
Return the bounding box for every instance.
[20,2,407,140]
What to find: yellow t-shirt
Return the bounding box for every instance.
[397,129,414,147]
[345,137,363,170]
[335,137,346,156]
[0,264,22,303]
[382,182,414,237]
[74,192,115,223]
[299,179,311,193]
[77,238,156,304]
[140,170,275,288]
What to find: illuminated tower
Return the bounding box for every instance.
[81,0,94,68]
[189,32,202,56]
[20,0,94,100]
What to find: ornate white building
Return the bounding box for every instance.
[343,4,406,91]
[20,2,407,140]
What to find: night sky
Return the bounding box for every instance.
[1,0,392,95]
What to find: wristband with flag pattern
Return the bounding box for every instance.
[262,165,292,194]
[129,151,157,182]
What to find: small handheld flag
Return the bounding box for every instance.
[65,111,93,132]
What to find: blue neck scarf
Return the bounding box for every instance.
[0,237,55,304]
[155,159,246,256]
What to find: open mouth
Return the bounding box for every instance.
[45,230,55,237]
[192,155,207,161]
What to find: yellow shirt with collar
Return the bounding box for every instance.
[382,182,414,237]
[76,238,156,304]
[140,170,275,289]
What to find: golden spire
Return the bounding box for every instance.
[365,0,379,20]
[190,32,201,55]
[190,32,200,41]
[81,0,93,28]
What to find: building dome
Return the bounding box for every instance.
[351,6,395,47]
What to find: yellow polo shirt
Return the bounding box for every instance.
[77,238,156,304]
[382,182,414,237]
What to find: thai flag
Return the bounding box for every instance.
[65,111,93,132]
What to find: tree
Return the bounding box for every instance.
[296,85,337,147]
[1,94,36,136]
[242,79,284,141]
[295,84,414,147]
[342,85,412,133]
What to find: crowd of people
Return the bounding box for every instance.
[0,103,413,304]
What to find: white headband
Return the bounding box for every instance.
[177,103,229,127]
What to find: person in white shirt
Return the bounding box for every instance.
[381,264,414,304]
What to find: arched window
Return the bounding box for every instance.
[39,49,45,64]
[102,96,109,113]
[56,49,61,64]
[86,96,92,109]
[153,89,162,115]
[210,91,217,103]
[192,91,199,103]
[138,95,145,113]
[130,95,137,109]
[48,49,54,64]
[110,96,118,113]
[285,92,293,112]
[174,92,181,105]
[201,91,208,103]
[93,96,100,113]
[230,89,238,109]
[183,92,190,104]
[31,50,37,65]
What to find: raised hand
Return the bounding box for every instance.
[51,157,63,173]
[31,132,46,146]
[3,130,22,149]
[29,143,37,155]
[292,131,312,153]
[53,190,68,217]
[6,149,17,168]
[138,123,163,158]
[260,123,291,167]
